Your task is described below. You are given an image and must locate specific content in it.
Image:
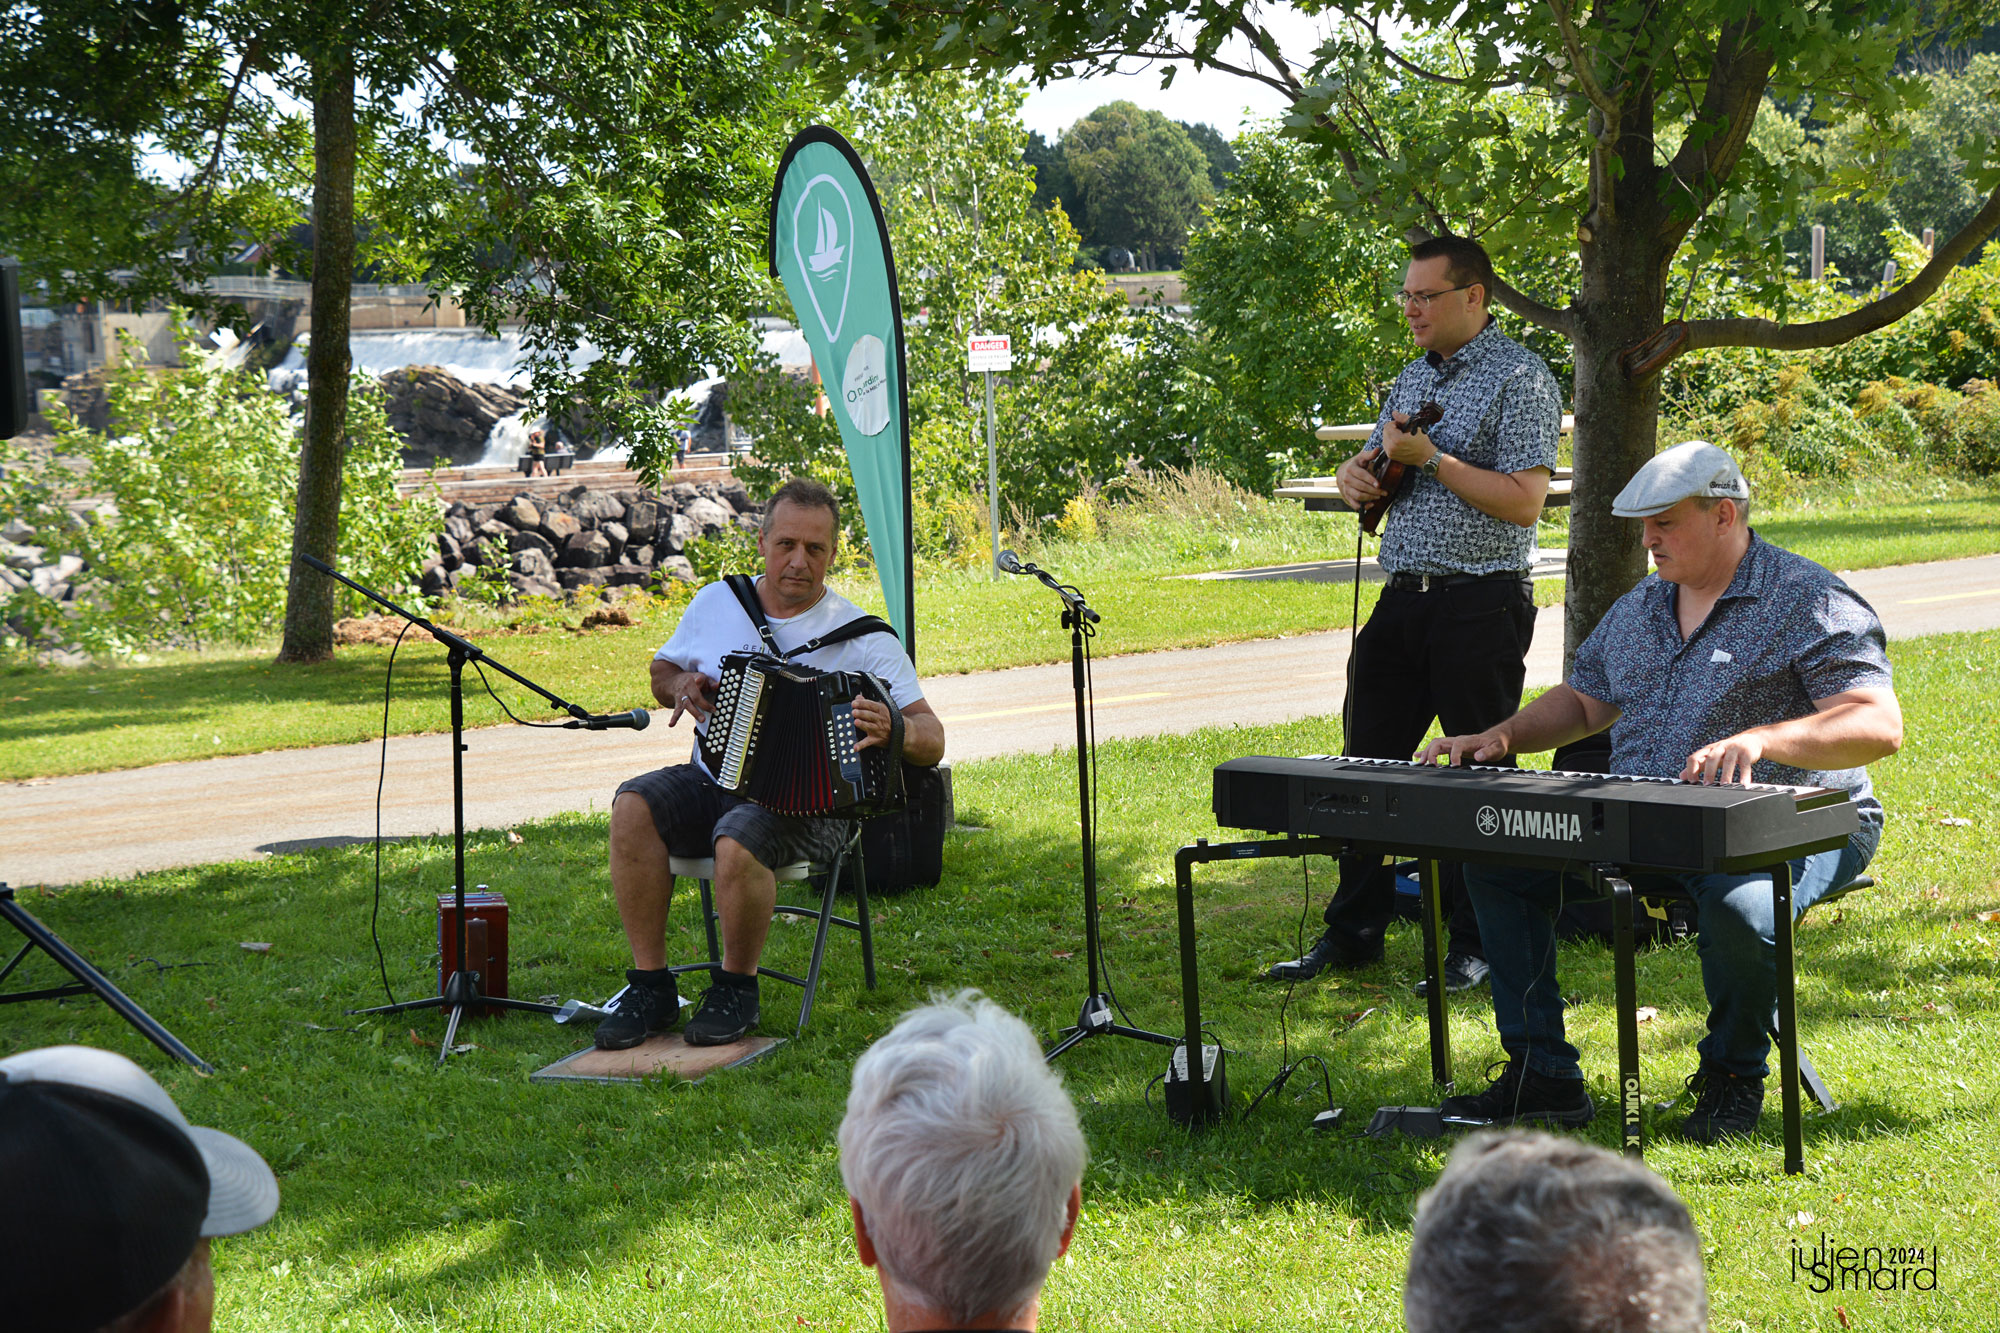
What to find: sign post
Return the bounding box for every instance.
[967,333,1013,579]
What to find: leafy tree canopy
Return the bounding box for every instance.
[1061,101,1212,267]
[737,0,2000,656]
[1178,118,1241,192]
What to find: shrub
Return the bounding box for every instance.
[0,332,436,657]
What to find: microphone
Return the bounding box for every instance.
[996,548,1025,575]
[570,707,651,731]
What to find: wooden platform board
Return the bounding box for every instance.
[530,1033,782,1085]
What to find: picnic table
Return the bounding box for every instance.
[1278,415,1574,513]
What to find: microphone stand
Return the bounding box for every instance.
[300,554,622,1065]
[998,553,1175,1063]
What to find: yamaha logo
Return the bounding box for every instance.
[1476,804,1584,843]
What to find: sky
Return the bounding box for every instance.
[1016,3,1346,141]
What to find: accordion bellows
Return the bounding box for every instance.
[699,653,906,815]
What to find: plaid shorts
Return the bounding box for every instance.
[613,763,847,870]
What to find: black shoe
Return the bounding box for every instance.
[683,972,761,1046]
[1674,1065,1764,1143]
[1266,928,1384,981]
[593,967,680,1050]
[1440,1059,1595,1129]
[1412,951,1491,997]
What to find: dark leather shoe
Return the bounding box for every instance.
[1266,928,1384,981]
[1412,951,1491,997]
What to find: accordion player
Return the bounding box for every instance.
[697,652,907,816]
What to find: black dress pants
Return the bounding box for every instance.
[1322,574,1538,956]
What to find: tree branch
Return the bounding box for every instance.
[1362,18,1537,90]
[1682,183,2000,353]
[1547,0,1620,128]
[1232,17,1302,95]
[1664,12,1772,221]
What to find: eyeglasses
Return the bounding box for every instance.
[1394,283,1475,310]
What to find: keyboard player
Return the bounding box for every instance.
[1417,442,1903,1144]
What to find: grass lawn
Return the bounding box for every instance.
[3,628,1995,1331]
[3,473,1998,781]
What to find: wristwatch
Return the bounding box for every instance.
[1421,447,1443,478]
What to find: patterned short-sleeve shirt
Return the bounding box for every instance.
[1370,319,1563,576]
[1568,533,1893,825]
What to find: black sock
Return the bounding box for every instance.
[717,968,758,991]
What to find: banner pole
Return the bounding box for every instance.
[985,368,1000,580]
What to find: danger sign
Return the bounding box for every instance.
[966,334,1014,372]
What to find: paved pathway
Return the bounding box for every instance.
[6,555,1999,886]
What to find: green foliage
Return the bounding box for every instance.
[1061,101,1213,268]
[1779,55,2000,283]
[1856,376,2000,474]
[1662,234,2000,423]
[377,0,812,469]
[1023,128,1081,221]
[0,334,434,657]
[1177,119,1239,193]
[681,524,763,584]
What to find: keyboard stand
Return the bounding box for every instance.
[1172,835,1350,1124]
[1415,858,1806,1174]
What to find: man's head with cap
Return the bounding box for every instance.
[0,1045,279,1333]
[1614,441,1753,588]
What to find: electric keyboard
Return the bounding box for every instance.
[1212,755,1858,873]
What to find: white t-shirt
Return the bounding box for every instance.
[656,579,924,773]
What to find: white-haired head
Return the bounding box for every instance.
[838,991,1087,1327]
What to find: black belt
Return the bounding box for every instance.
[1384,569,1530,593]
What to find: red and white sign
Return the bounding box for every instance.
[966,333,1014,373]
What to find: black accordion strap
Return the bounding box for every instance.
[723,573,899,661]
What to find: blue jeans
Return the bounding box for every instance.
[1463,822,1879,1081]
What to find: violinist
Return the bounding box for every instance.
[1267,236,1560,995]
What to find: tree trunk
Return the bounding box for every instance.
[1561,85,1674,670]
[1564,231,1667,670]
[276,46,356,663]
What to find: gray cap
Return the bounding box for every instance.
[1611,440,1750,518]
[0,1045,279,1237]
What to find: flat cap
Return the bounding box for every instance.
[1612,440,1750,518]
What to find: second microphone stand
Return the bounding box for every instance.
[998,553,1175,1063]
[302,554,625,1066]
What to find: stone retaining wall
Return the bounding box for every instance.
[428,477,756,602]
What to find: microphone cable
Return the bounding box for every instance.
[370,622,414,1008]
[470,658,572,728]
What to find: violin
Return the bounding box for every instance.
[1357,400,1445,537]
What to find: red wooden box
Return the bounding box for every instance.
[438,890,509,1016]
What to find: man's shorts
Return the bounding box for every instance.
[614,764,848,870]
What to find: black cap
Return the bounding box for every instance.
[0,1072,210,1332]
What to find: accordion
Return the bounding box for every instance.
[698,652,906,816]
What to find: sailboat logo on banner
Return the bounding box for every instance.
[793,175,856,342]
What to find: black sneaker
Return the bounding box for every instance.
[1266,928,1384,981]
[1440,1059,1595,1129]
[1674,1065,1764,1144]
[683,972,761,1046]
[593,967,680,1051]
[1412,951,1491,997]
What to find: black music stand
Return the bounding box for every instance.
[301,554,620,1065]
[996,554,1175,1063]
[0,882,213,1072]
